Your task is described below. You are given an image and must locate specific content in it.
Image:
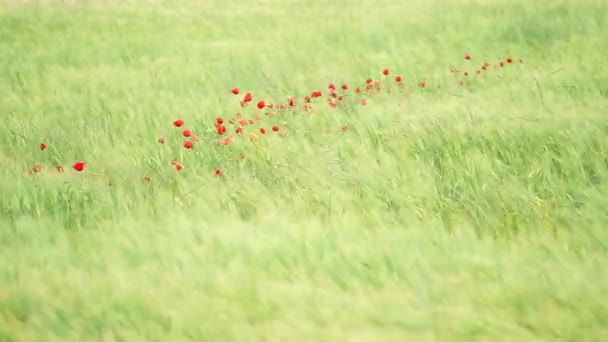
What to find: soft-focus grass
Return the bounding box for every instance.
[1,0,608,340]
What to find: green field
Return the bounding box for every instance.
[1,0,608,340]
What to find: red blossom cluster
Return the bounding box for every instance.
[27,55,522,185]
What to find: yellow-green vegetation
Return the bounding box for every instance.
[1,0,607,340]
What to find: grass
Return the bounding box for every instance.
[1,0,608,340]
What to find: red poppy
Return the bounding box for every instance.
[328,83,336,90]
[465,55,472,60]
[176,164,183,171]
[173,120,184,128]
[288,96,295,106]
[73,162,85,172]
[506,57,513,63]
[216,117,224,125]
[395,75,402,82]
[341,84,348,90]
[231,87,239,95]
[40,143,47,151]
[257,101,265,110]
[184,141,193,149]
[272,125,280,132]
[244,92,253,102]
[216,125,227,135]
[419,81,426,88]
[366,78,373,84]
[382,68,389,76]
[259,127,266,134]
[182,129,192,137]
[214,169,222,176]
[236,127,243,134]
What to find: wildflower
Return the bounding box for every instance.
[73,162,86,172]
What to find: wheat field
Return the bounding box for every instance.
[1,0,608,340]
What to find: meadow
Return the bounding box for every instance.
[1,0,608,340]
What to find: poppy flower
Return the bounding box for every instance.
[464,71,469,76]
[499,61,505,67]
[175,164,183,171]
[288,96,295,106]
[173,120,184,128]
[40,143,47,151]
[231,87,239,95]
[236,127,243,134]
[259,127,266,134]
[257,101,265,110]
[244,92,253,103]
[184,141,193,149]
[214,169,222,176]
[171,158,178,165]
[304,96,311,103]
[272,125,280,132]
[73,162,86,172]
[182,129,192,137]
[506,57,513,63]
[395,75,402,82]
[216,117,224,125]
[355,87,361,94]
[366,78,373,84]
[382,68,389,76]
[465,55,472,60]
[341,84,348,90]
[328,83,336,90]
[216,125,227,135]
[419,81,426,88]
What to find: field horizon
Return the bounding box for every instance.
[1,0,608,340]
